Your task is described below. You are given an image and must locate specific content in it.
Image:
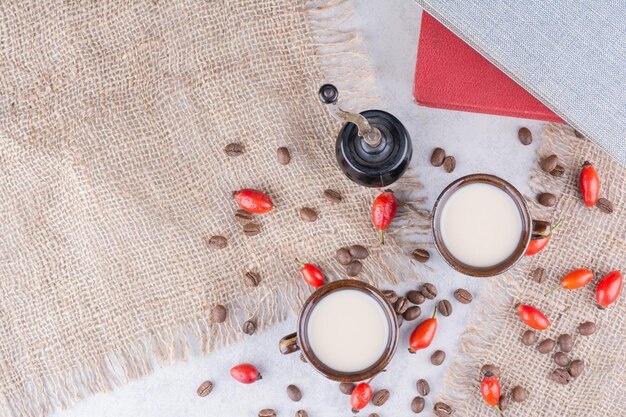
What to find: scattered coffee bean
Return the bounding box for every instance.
[339,382,355,395]
[323,188,342,204]
[430,147,446,167]
[511,386,527,403]
[277,147,291,165]
[416,379,430,396]
[258,409,276,417]
[555,334,573,354]
[346,260,363,277]
[212,305,227,323]
[518,127,533,145]
[551,368,571,385]
[396,313,404,328]
[299,353,307,363]
[480,364,501,379]
[206,235,227,249]
[431,350,446,366]
[412,248,430,263]
[368,414,379,417]
[244,271,261,287]
[336,247,352,265]
[287,384,302,402]
[407,290,425,305]
[537,338,555,354]
[578,321,596,336]
[295,410,308,417]
[243,223,261,236]
[372,389,390,406]
[498,395,508,412]
[349,245,370,259]
[433,401,452,416]
[438,299,452,317]
[597,197,614,214]
[235,209,254,225]
[568,359,584,377]
[394,297,409,314]
[403,306,422,321]
[453,288,472,304]
[521,330,537,346]
[537,192,557,207]
[299,207,318,222]
[540,154,558,173]
[196,380,214,397]
[443,155,456,173]
[411,396,425,413]
[550,165,565,177]
[242,320,256,335]
[421,283,438,299]
[531,267,547,284]
[224,142,244,156]
[382,289,399,304]
[553,352,570,367]
[574,129,585,138]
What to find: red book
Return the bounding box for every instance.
[414,12,564,123]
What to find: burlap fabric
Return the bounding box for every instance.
[441,124,626,416]
[0,1,426,415]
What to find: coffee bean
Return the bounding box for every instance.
[235,209,254,225]
[453,288,472,304]
[323,189,342,204]
[224,143,244,156]
[568,359,585,377]
[537,338,555,354]
[480,364,501,379]
[243,222,261,236]
[287,384,302,402]
[396,313,404,328]
[411,396,425,413]
[339,382,355,395]
[372,389,390,406]
[438,299,452,317]
[368,414,379,417]
[277,147,291,165]
[531,267,547,283]
[416,379,430,396]
[553,352,570,367]
[382,289,398,304]
[521,330,536,346]
[299,207,318,222]
[540,154,558,173]
[537,192,557,207]
[421,283,437,299]
[574,129,585,138]
[212,305,227,323]
[597,197,614,214]
[557,334,573,352]
[430,147,446,167]
[511,386,527,403]
[407,290,425,305]
[295,410,308,417]
[403,306,422,321]
[299,353,307,363]
[349,245,370,259]
[244,271,261,287]
[196,380,214,397]
[394,297,409,314]
[346,260,363,277]
[518,127,533,145]
[206,235,227,249]
[242,320,256,335]
[433,401,452,416]
[550,165,565,177]
[412,248,430,263]
[578,321,596,336]
[443,155,456,173]
[431,350,445,366]
[258,409,276,417]
[551,368,571,385]
[335,247,352,265]
[498,395,508,412]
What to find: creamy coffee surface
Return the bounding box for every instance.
[440,183,523,267]
[306,289,389,373]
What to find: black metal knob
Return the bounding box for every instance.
[318,84,338,104]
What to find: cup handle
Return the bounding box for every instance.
[279,332,300,355]
[531,220,551,239]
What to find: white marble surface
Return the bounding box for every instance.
[52,2,545,417]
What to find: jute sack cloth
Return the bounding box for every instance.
[441,125,626,416]
[0,1,424,415]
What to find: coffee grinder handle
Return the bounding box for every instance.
[279,332,300,355]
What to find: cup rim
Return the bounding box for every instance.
[431,173,532,277]
[297,279,398,382]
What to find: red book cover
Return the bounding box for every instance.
[414,12,564,123]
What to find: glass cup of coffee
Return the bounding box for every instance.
[279,280,399,382]
[431,173,550,277]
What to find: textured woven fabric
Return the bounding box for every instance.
[440,125,626,416]
[417,0,626,167]
[0,1,424,415]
